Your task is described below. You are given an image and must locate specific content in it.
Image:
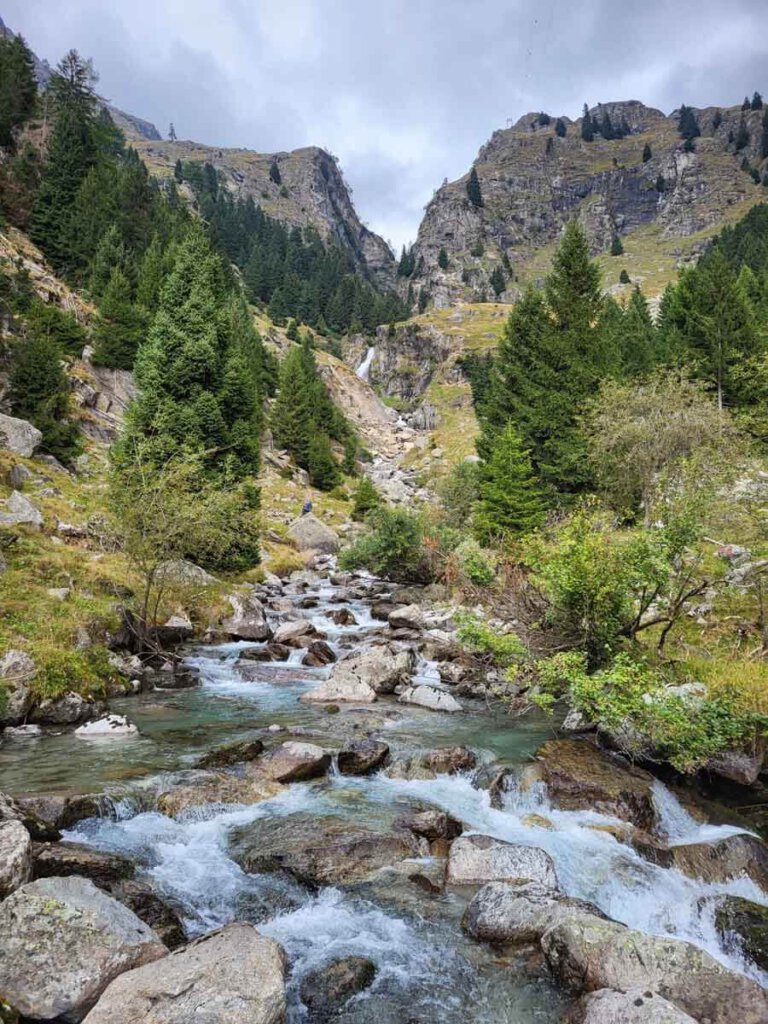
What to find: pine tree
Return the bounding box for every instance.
[269,159,282,185]
[352,475,380,520]
[438,247,449,270]
[8,333,81,462]
[621,286,658,375]
[0,34,37,149]
[677,104,700,141]
[581,104,594,142]
[136,234,169,311]
[642,142,652,162]
[546,221,602,335]
[466,167,483,207]
[752,92,764,111]
[743,97,752,111]
[555,118,567,138]
[735,115,750,151]
[475,422,546,542]
[610,235,624,256]
[91,266,146,369]
[88,223,128,299]
[600,109,614,140]
[712,109,723,130]
[655,174,665,192]
[489,265,506,296]
[308,432,341,490]
[270,345,313,467]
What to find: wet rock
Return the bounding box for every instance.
[0,490,43,529]
[398,684,462,712]
[108,879,186,950]
[447,834,558,888]
[666,832,768,890]
[706,746,765,786]
[462,880,605,944]
[30,690,97,726]
[299,956,377,1021]
[239,643,291,662]
[223,590,273,641]
[287,513,339,554]
[0,413,42,456]
[712,895,768,972]
[0,649,36,725]
[32,841,135,887]
[388,604,425,630]
[542,914,768,1024]
[196,736,265,769]
[14,792,113,833]
[371,600,397,620]
[303,640,337,666]
[425,746,477,774]
[437,660,472,685]
[0,875,166,1022]
[398,809,462,841]
[75,714,138,738]
[337,738,390,775]
[566,988,699,1024]
[156,771,281,817]
[82,922,285,1024]
[535,739,657,830]
[0,821,32,898]
[258,741,331,783]
[301,645,414,704]
[328,608,357,626]
[273,619,319,646]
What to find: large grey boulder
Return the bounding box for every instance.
[567,988,699,1024]
[288,513,339,554]
[0,820,32,897]
[0,875,166,1022]
[542,914,768,1024]
[0,490,43,529]
[0,649,36,725]
[301,645,414,704]
[447,834,558,888]
[32,841,135,889]
[30,690,96,725]
[0,413,42,456]
[666,832,768,891]
[388,603,425,630]
[155,559,219,587]
[337,739,390,775]
[462,881,605,944]
[257,741,331,783]
[398,684,462,712]
[299,956,376,1022]
[83,923,285,1024]
[222,590,273,641]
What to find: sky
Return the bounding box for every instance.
[5,1,768,251]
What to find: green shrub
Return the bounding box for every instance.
[456,613,526,668]
[437,460,480,529]
[339,507,432,582]
[454,539,495,586]
[351,475,380,520]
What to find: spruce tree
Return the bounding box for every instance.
[352,475,380,520]
[88,223,128,299]
[466,167,483,207]
[600,110,614,140]
[735,115,750,151]
[610,235,624,256]
[677,104,700,141]
[555,118,567,138]
[270,345,313,466]
[642,142,652,162]
[581,104,594,142]
[621,286,658,376]
[619,268,631,284]
[0,34,37,149]
[308,432,341,490]
[91,266,146,369]
[8,334,81,462]
[752,91,764,110]
[475,421,546,542]
[269,159,282,185]
[712,109,722,130]
[489,265,506,296]
[655,174,665,192]
[438,247,449,270]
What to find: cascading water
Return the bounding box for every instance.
[356,345,376,380]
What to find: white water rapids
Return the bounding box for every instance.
[356,345,376,380]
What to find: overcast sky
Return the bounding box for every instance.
[5,1,768,250]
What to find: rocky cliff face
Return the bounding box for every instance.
[407,100,768,306]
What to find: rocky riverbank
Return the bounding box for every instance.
[1,567,767,1023]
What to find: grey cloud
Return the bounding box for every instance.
[5,0,767,248]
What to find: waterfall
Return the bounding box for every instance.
[356,345,376,380]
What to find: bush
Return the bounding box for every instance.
[437,460,480,529]
[453,538,495,586]
[352,475,380,521]
[456,613,526,668]
[339,507,432,582]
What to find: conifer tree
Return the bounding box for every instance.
[352,475,380,520]
[88,223,128,299]
[92,266,146,369]
[621,286,658,376]
[752,92,764,110]
[308,432,341,490]
[489,265,506,296]
[269,159,282,185]
[475,421,546,542]
[270,345,313,466]
[712,109,723,130]
[136,234,169,311]
[438,247,449,270]
[677,104,700,141]
[655,174,665,192]
[611,235,624,256]
[0,34,37,148]
[735,115,750,151]
[466,167,483,207]
[8,334,80,461]
[581,104,594,142]
[600,110,614,140]
[642,142,652,162]
[555,118,567,138]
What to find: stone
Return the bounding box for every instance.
[388,603,425,630]
[337,739,390,775]
[0,490,43,528]
[222,591,273,641]
[462,880,605,944]
[0,649,36,725]
[535,739,657,830]
[75,714,139,738]
[371,600,397,620]
[706,747,765,786]
[239,642,291,663]
[8,463,33,488]
[712,895,768,972]
[108,880,186,950]
[299,956,376,1022]
[665,832,768,890]
[398,684,462,712]
[195,736,264,769]
[2,723,41,739]
[0,876,166,1022]
[82,923,285,1024]
[272,619,320,645]
[30,690,96,725]
[301,645,414,704]
[447,834,558,887]
[32,840,135,887]
[257,741,331,783]
[287,513,340,554]
[0,820,32,898]
[302,640,337,666]
[542,914,768,1024]
[398,809,462,841]
[155,559,219,586]
[328,608,357,626]
[14,792,113,833]
[0,413,42,456]
[156,771,281,817]
[567,988,699,1024]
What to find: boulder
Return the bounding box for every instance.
[299,956,376,1022]
[535,739,657,830]
[0,413,42,456]
[222,591,273,641]
[301,645,414,704]
[30,690,96,725]
[447,834,558,888]
[195,736,264,769]
[302,640,337,666]
[398,684,462,712]
[75,715,138,738]
[155,559,219,586]
[705,747,765,786]
[337,739,390,775]
[273,619,318,645]
[257,741,331,783]
[371,600,397,620]
[666,833,768,891]
[0,820,32,898]
[388,604,425,630]
[108,879,186,950]
[398,809,462,842]
[8,462,34,488]
[542,914,768,1024]
[0,490,43,529]
[82,923,285,1024]
[14,792,113,833]
[32,841,135,888]
[287,514,339,554]
[238,643,291,663]
[462,880,605,944]
[0,649,36,725]
[712,895,768,972]
[156,771,281,817]
[0,876,166,1022]
[388,745,477,780]
[567,988,699,1024]
[328,608,357,626]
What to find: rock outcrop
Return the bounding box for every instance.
[0,820,32,897]
[301,645,414,703]
[287,514,340,554]
[447,834,558,887]
[0,413,42,456]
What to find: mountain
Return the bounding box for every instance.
[406,100,768,306]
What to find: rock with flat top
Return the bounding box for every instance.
[223,590,272,641]
[0,413,42,456]
[30,690,96,725]
[301,645,413,704]
[566,988,699,1024]
[447,834,558,888]
[299,956,376,1022]
[0,490,43,529]
[337,739,390,775]
[82,922,285,1024]
[287,514,339,554]
[388,604,425,630]
[398,684,462,712]
[462,880,605,943]
[258,741,331,783]
[75,714,138,738]
[196,737,264,769]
